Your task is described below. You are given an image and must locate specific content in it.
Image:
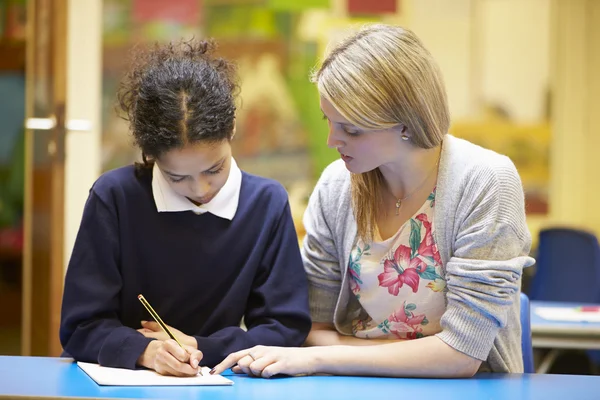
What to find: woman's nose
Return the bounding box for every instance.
[327,127,344,149]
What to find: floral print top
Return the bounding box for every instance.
[349,189,446,340]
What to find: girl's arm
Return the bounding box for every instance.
[190,198,312,367]
[60,190,153,369]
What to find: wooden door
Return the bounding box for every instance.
[22,0,68,357]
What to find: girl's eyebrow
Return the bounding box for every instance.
[163,157,226,177]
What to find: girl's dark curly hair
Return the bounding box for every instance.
[117,39,239,173]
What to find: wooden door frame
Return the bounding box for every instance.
[22,0,68,357]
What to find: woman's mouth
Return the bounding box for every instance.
[339,152,354,163]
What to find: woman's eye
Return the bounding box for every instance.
[343,128,361,136]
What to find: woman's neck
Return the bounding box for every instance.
[378,145,442,200]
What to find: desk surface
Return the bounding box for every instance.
[531,300,600,334]
[530,300,600,349]
[2,356,600,400]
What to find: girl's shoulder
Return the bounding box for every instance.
[239,171,290,210]
[89,165,150,206]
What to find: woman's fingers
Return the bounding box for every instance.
[247,354,277,378]
[211,348,252,375]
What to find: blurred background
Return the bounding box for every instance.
[0,0,599,375]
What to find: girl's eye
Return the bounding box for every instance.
[205,165,225,175]
[168,176,186,183]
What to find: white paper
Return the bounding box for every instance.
[534,307,600,323]
[78,362,234,386]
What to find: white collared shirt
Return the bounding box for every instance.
[151,157,242,220]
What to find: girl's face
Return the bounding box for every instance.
[320,96,406,174]
[156,140,232,206]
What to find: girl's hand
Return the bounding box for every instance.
[137,339,203,376]
[137,320,197,349]
[211,345,320,378]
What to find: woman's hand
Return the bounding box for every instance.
[137,339,203,376]
[138,320,197,349]
[211,345,320,378]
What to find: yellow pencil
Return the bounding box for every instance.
[138,294,202,375]
[138,294,186,348]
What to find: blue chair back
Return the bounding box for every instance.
[520,292,534,373]
[530,228,600,303]
[530,228,600,366]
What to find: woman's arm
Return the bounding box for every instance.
[305,323,400,346]
[213,335,480,378]
[213,161,535,378]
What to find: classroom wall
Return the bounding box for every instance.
[58,0,600,273]
[548,0,600,238]
[479,0,550,123]
[63,0,102,273]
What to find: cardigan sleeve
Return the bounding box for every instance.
[435,160,535,361]
[301,164,346,323]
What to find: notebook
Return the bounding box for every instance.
[78,362,234,386]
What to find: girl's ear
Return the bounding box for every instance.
[231,119,236,140]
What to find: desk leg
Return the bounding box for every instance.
[537,349,563,374]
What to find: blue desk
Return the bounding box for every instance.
[530,300,600,350]
[1,356,600,400]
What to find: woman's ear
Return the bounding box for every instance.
[231,119,236,140]
[400,125,411,141]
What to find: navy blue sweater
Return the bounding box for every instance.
[59,165,311,369]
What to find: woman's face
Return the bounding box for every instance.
[156,140,232,206]
[320,96,405,174]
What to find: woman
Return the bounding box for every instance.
[59,39,311,376]
[212,24,535,378]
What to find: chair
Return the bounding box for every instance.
[520,292,535,373]
[530,228,600,303]
[529,227,600,372]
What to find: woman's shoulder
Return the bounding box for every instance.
[440,135,528,236]
[442,135,522,187]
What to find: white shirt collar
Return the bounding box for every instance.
[151,157,242,220]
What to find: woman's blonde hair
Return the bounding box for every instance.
[311,24,450,242]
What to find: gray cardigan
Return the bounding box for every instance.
[302,135,535,373]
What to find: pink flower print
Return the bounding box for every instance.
[349,275,360,296]
[389,305,426,326]
[415,213,442,266]
[378,245,425,295]
[387,302,427,339]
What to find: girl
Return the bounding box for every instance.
[59,40,311,376]
[213,24,535,378]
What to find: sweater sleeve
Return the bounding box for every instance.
[435,161,535,361]
[301,168,345,323]
[194,201,312,367]
[60,190,153,369]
